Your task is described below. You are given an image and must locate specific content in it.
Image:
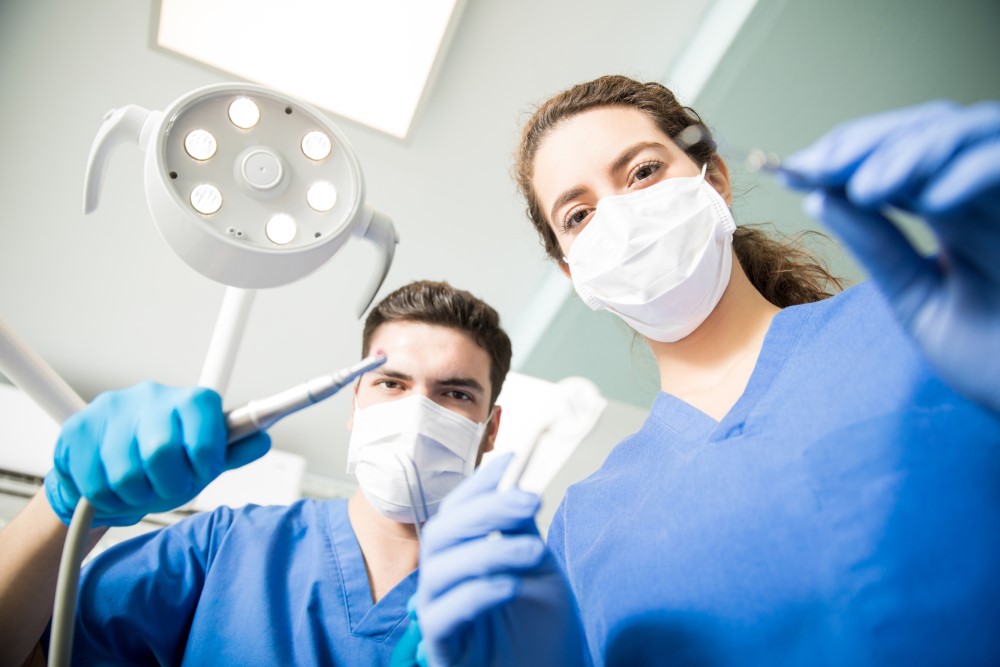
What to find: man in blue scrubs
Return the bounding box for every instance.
[0,280,510,666]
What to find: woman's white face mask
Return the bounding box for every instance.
[563,165,736,342]
[346,394,489,523]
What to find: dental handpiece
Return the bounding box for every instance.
[225,353,386,443]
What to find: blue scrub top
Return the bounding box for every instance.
[548,282,1000,666]
[66,498,415,665]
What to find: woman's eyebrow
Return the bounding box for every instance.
[608,141,667,175]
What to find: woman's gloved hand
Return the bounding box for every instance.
[416,455,590,667]
[781,100,1000,414]
[44,381,271,526]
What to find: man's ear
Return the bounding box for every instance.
[480,404,502,456]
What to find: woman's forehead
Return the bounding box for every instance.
[532,107,672,203]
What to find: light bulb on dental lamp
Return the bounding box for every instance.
[0,82,398,667]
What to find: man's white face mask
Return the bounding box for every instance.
[347,394,489,523]
[564,164,737,342]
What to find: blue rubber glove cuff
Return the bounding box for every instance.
[390,594,429,667]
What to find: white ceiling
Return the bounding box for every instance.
[0,0,718,483]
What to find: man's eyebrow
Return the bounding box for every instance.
[548,141,668,224]
[436,377,485,394]
[369,367,413,382]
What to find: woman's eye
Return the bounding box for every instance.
[561,207,592,233]
[629,161,662,187]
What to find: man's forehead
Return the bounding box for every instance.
[368,321,491,385]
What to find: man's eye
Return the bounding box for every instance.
[378,380,402,390]
[444,390,472,402]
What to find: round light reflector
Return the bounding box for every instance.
[190,184,222,215]
[184,129,217,161]
[301,131,332,161]
[229,97,261,129]
[306,181,338,212]
[266,213,297,245]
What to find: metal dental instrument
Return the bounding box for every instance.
[674,124,784,174]
[395,452,430,543]
[225,353,387,443]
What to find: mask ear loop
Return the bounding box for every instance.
[394,452,430,541]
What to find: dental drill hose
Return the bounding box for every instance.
[48,354,386,667]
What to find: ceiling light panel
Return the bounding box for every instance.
[157,0,465,139]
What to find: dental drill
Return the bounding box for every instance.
[225,354,386,442]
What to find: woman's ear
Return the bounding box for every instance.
[558,258,572,279]
[707,154,733,206]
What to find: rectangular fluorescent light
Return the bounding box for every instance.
[157,0,466,139]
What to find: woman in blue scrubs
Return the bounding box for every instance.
[414,77,1000,666]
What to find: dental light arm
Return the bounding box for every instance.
[353,208,399,316]
[82,105,161,215]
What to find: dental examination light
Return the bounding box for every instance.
[0,83,399,666]
[84,82,398,311]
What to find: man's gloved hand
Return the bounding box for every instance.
[416,455,590,667]
[781,100,1000,414]
[44,382,271,526]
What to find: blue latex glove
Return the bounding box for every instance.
[780,100,1000,414]
[416,455,590,667]
[44,382,271,526]
[389,595,426,667]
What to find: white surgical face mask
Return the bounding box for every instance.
[346,394,488,523]
[564,165,736,342]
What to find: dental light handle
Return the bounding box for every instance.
[353,207,399,317]
[225,354,387,443]
[82,105,162,214]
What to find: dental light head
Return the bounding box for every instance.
[83,82,398,315]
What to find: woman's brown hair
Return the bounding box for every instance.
[514,75,842,307]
